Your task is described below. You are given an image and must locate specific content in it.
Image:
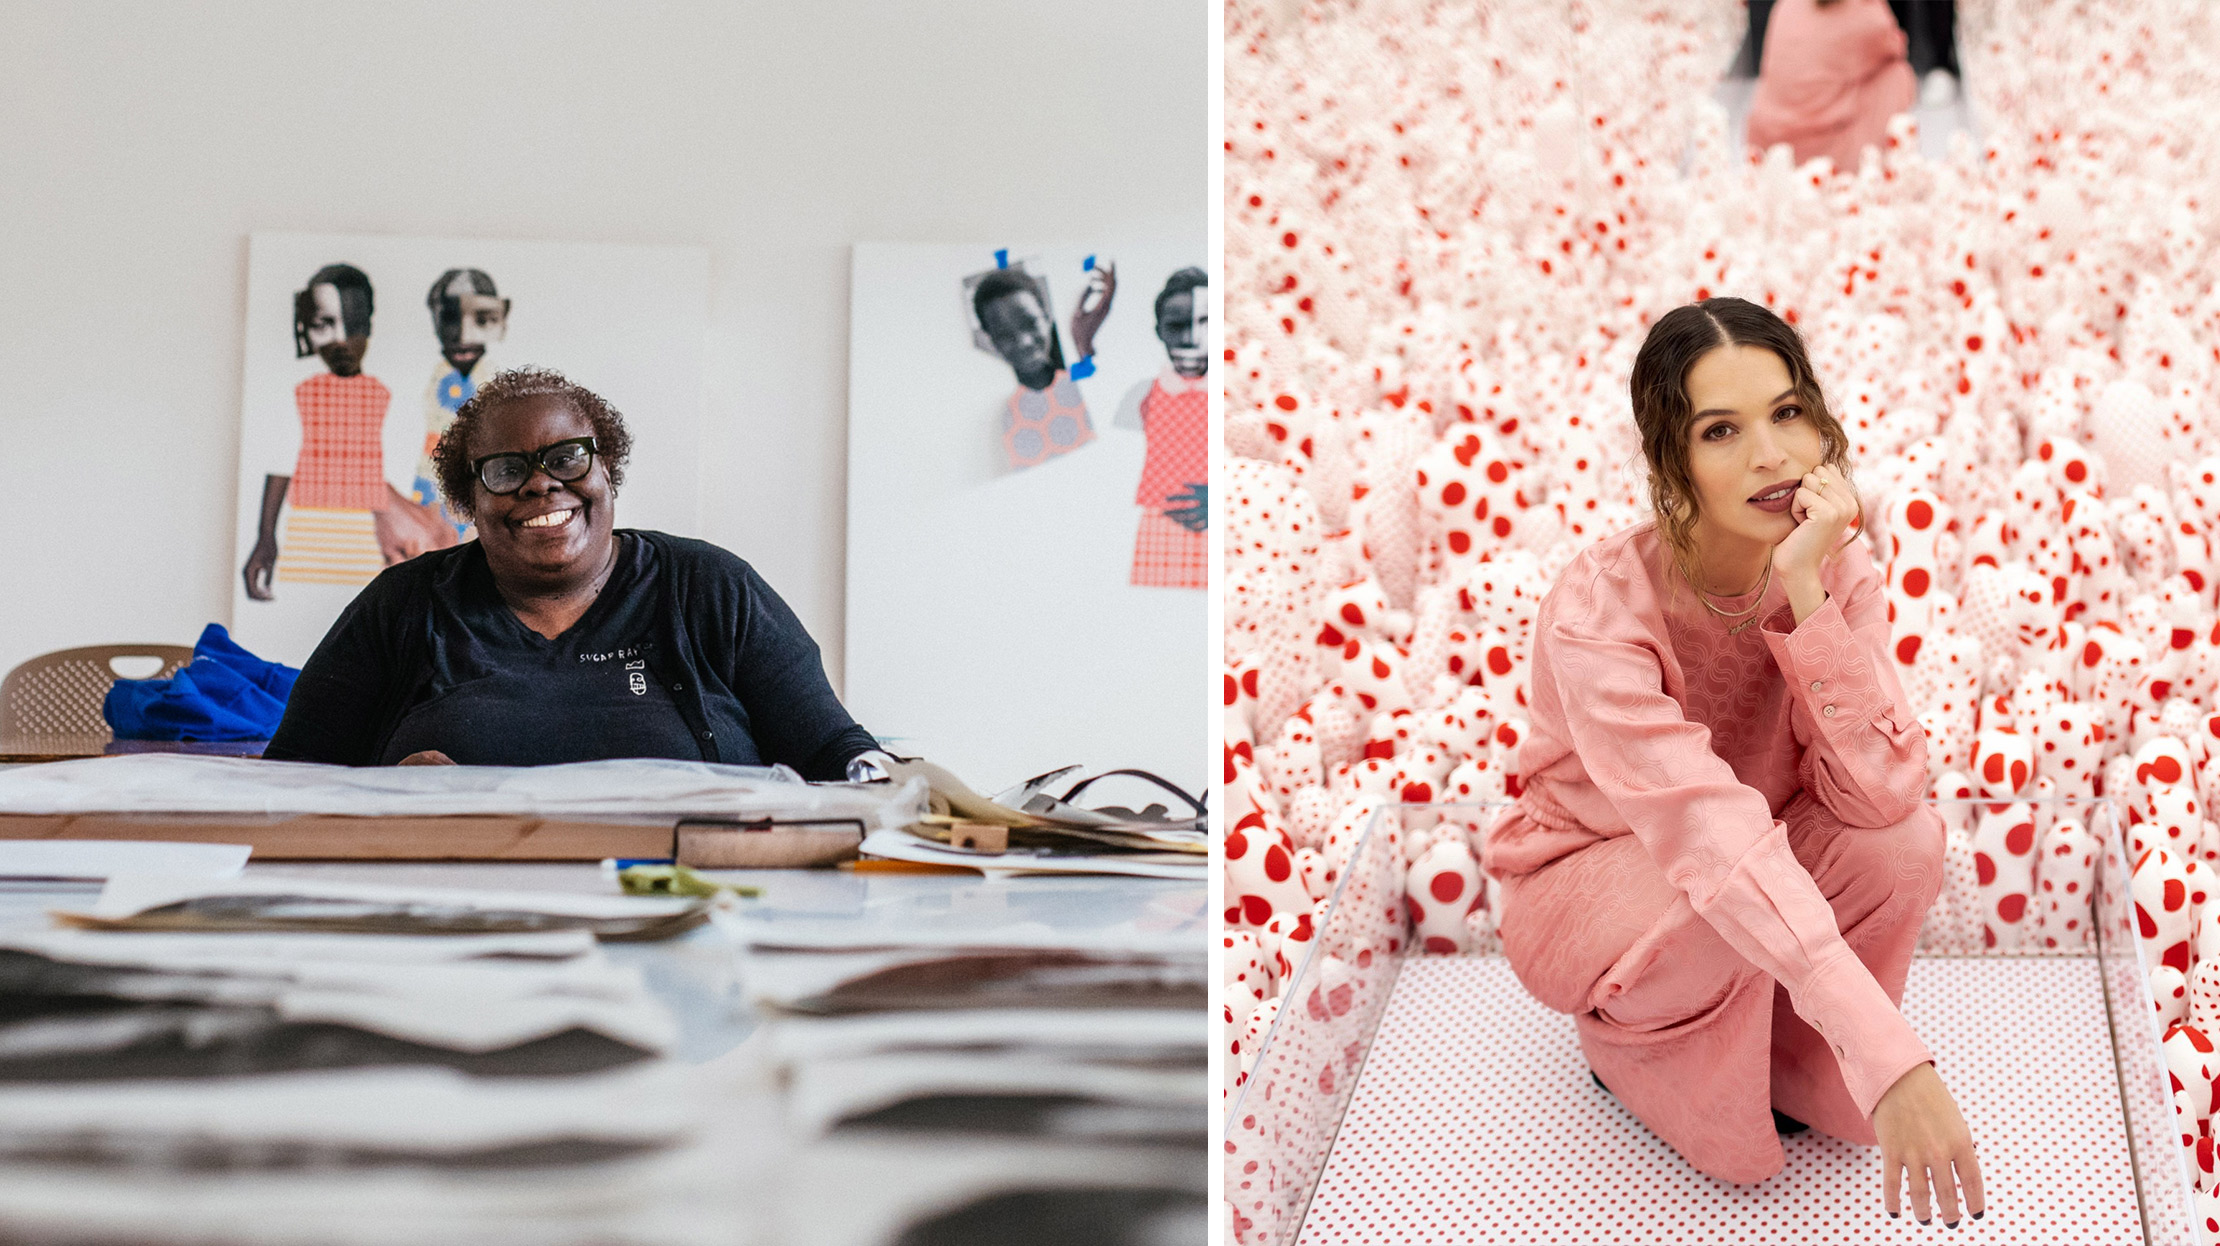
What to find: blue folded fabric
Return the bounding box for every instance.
[102,624,302,742]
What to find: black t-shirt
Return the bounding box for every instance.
[265,529,880,779]
[376,534,704,765]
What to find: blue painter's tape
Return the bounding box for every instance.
[1069,356,1096,380]
[994,249,1008,269]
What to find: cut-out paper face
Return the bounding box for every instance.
[426,268,510,373]
[1156,273,1210,379]
[980,289,1057,390]
[292,264,374,377]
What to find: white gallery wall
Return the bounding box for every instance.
[0,1,1204,693]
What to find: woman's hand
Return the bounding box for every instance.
[1872,1062,1984,1225]
[396,750,456,766]
[372,497,448,565]
[1770,461,1858,586]
[1070,261,1117,359]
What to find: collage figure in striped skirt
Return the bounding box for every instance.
[242,263,456,601]
[1116,267,1208,588]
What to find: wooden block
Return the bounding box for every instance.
[675,824,861,868]
[947,821,1008,853]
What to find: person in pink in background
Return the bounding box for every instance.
[1481,298,1988,1228]
[1744,0,1918,172]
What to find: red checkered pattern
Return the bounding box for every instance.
[291,372,392,509]
[1134,377,1207,507]
[1131,508,1205,589]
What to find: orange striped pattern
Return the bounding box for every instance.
[275,506,383,586]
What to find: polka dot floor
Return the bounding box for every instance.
[1295,953,2145,1246]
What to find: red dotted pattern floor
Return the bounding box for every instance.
[1295,954,2149,1245]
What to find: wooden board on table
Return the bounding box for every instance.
[0,812,673,861]
[0,737,268,764]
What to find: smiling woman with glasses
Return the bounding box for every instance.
[263,365,894,781]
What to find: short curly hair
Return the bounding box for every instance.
[431,366,633,522]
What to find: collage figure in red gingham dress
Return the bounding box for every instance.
[1125,267,1209,589]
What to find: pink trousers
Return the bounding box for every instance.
[1497,788,1944,1183]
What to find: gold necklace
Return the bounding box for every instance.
[1694,560,1772,634]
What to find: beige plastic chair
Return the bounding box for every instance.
[0,645,195,748]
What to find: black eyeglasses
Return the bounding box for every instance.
[472,437,598,495]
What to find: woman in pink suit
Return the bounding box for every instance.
[1745,0,1918,172]
[1481,298,1987,1226]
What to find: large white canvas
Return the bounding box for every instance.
[846,241,1208,796]
[232,231,707,667]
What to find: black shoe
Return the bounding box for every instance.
[1772,1108,1809,1135]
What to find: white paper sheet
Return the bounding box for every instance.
[0,928,597,966]
[78,873,701,922]
[0,1063,701,1152]
[857,829,1207,880]
[784,1053,1203,1136]
[0,755,926,829]
[0,839,249,881]
[762,1007,1205,1063]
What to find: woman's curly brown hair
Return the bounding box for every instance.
[431,366,633,522]
[1628,296,1865,608]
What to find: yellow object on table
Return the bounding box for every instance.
[615,863,762,899]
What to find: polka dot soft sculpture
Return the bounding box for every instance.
[1226,0,2220,1234]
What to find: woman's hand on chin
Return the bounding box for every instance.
[1771,461,1858,585]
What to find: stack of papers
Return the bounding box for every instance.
[863,759,1208,879]
[719,873,1209,1242]
[0,869,767,1246]
[1,882,693,1080]
[737,875,1207,1137]
[50,874,712,940]
[0,754,927,825]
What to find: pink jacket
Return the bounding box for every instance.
[1483,520,1934,1118]
[1745,0,1917,173]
